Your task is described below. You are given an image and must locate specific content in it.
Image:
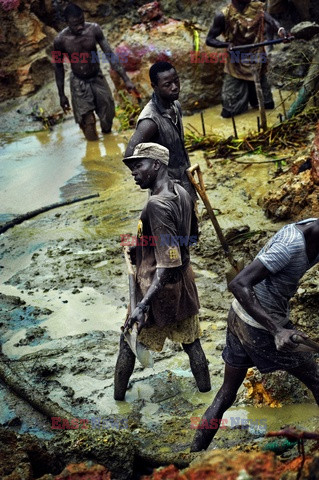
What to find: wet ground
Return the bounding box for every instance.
[0,99,319,477]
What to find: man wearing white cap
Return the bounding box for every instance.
[114,142,211,400]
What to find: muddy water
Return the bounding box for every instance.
[0,98,316,455]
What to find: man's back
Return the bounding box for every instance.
[233,219,319,329]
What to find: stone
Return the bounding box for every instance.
[291,21,319,40]
[54,462,111,480]
[111,18,224,112]
[0,5,56,101]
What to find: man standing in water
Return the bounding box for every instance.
[191,218,319,451]
[206,0,286,117]
[114,142,211,401]
[53,3,137,140]
[125,62,196,201]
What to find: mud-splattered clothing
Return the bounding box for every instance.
[223,308,314,372]
[232,218,319,330]
[220,1,274,116]
[135,182,200,333]
[225,218,319,372]
[139,314,201,352]
[70,70,115,132]
[137,93,196,200]
[222,1,266,81]
[221,73,273,117]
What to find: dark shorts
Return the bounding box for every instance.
[222,308,314,373]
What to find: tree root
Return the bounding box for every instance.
[0,355,74,421]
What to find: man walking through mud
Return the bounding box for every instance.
[206,0,287,117]
[125,61,196,201]
[53,3,137,140]
[113,142,211,401]
[191,218,319,451]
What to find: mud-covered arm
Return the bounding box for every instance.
[125,119,158,156]
[206,12,229,49]
[53,38,70,112]
[228,259,304,350]
[95,25,136,91]
[128,268,175,333]
[127,200,182,333]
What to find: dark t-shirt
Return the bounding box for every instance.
[136,182,200,328]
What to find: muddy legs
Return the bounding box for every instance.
[114,337,212,400]
[287,361,319,405]
[190,364,247,452]
[114,334,136,401]
[80,112,99,141]
[182,339,211,393]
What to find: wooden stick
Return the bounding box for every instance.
[278,89,287,118]
[187,164,236,267]
[200,111,206,136]
[230,36,294,51]
[253,68,267,131]
[0,355,75,421]
[231,115,238,138]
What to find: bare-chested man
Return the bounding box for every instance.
[53,3,137,140]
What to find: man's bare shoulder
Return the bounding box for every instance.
[54,27,70,46]
[55,22,100,40]
[85,22,102,33]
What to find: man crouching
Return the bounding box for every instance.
[114,142,211,400]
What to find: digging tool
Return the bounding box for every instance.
[229,36,294,131]
[252,65,267,131]
[229,36,294,51]
[292,334,319,353]
[130,89,142,106]
[186,164,244,285]
[122,247,154,368]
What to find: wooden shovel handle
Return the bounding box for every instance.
[187,163,206,195]
[292,334,319,353]
[187,164,238,269]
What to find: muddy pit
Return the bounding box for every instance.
[0,104,319,479]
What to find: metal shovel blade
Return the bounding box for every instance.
[123,246,154,368]
[124,325,154,368]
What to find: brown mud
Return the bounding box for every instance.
[0,101,319,478]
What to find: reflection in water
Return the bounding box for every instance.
[0,91,296,218]
[184,90,296,139]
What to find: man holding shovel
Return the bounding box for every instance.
[191,218,319,451]
[113,142,211,401]
[206,0,287,118]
